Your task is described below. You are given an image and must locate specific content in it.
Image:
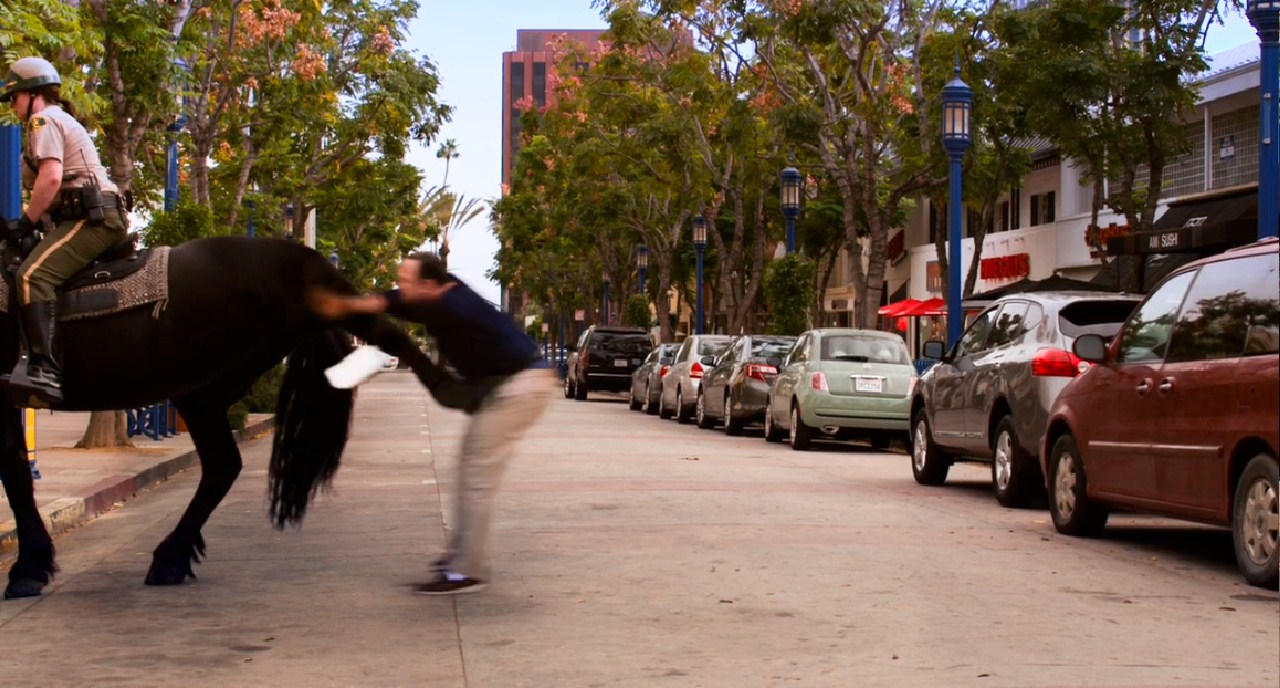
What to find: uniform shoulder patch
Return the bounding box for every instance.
[29,114,48,133]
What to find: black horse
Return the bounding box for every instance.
[0,235,457,599]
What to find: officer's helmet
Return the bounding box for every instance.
[0,57,62,103]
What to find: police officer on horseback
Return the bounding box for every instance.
[1,57,129,405]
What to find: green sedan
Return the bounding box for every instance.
[763,328,917,451]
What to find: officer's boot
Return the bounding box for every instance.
[20,300,63,406]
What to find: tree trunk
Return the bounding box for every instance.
[655,253,674,343]
[77,410,133,449]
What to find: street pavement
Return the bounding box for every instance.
[0,371,1275,687]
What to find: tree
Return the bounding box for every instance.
[996,0,1225,291]
[756,0,946,328]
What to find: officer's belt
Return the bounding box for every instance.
[47,189,124,222]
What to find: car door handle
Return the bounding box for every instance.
[1135,379,1152,396]
[1158,378,1175,394]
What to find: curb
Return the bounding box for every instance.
[0,415,276,556]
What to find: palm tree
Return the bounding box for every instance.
[416,185,487,270]
[436,139,459,188]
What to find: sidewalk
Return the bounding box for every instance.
[0,410,273,556]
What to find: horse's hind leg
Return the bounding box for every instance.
[145,398,242,586]
[0,405,56,598]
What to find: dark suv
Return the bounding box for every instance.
[565,326,653,400]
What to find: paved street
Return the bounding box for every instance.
[0,371,1275,687]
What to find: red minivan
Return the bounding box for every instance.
[1041,237,1279,588]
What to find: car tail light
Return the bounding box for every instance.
[1032,347,1088,377]
[659,365,670,377]
[810,372,828,391]
[581,352,590,369]
[690,362,705,378]
[745,363,777,382]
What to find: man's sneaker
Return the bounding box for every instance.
[324,345,394,389]
[413,572,486,595]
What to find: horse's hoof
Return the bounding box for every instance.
[144,562,194,586]
[4,578,45,599]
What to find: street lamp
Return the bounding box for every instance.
[165,56,190,213]
[602,272,611,325]
[1249,0,1280,239]
[283,203,296,240]
[941,63,972,348]
[779,166,801,254]
[636,244,649,294]
[693,214,708,335]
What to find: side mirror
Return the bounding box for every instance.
[766,355,782,368]
[1073,334,1109,364]
[700,355,717,366]
[922,340,946,360]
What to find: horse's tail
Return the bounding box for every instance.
[267,328,355,529]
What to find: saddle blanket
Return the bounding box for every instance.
[0,246,171,322]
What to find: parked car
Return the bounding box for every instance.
[1041,238,1279,589]
[564,326,653,401]
[660,334,733,423]
[696,334,797,434]
[909,291,1143,507]
[763,329,916,451]
[629,343,679,413]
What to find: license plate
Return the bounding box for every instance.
[614,358,628,367]
[854,376,883,394]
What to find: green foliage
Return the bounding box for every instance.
[0,0,101,126]
[141,201,216,248]
[525,316,545,342]
[623,294,651,329]
[763,255,816,336]
[227,364,284,432]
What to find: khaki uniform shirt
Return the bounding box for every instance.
[22,105,117,193]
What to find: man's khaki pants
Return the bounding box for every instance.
[448,366,554,579]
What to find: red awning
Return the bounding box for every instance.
[878,299,921,316]
[903,298,946,316]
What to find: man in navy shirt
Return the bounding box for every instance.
[310,252,553,594]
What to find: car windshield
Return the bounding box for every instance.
[592,333,651,355]
[698,339,732,356]
[751,337,796,359]
[820,334,909,364]
[1059,300,1138,340]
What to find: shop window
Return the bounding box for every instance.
[1029,191,1055,227]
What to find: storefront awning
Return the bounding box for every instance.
[878,299,920,316]
[1106,190,1258,255]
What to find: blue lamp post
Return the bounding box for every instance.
[602,273,612,325]
[779,166,801,254]
[1250,0,1280,239]
[165,57,190,213]
[636,244,649,294]
[693,214,707,334]
[941,64,973,347]
[1,124,18,222]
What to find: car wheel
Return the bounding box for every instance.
[645,382,660,416]
[910,411,951,486]
[563,374,573,399]
[1232,453,1279,589]
[723,391,744,436]
[675,388,691,424]
[658,386,673,419]
[574,375,588,401]
[1047,434,1109,536]
[695,390,715,429]
[763,398,785,442]
[628,383,643,411]
[991,416,1041,508]
[789,402,812,451]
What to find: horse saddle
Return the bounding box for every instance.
[0,233,173,321]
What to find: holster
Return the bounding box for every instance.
[50,188,121,225]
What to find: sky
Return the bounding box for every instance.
[400,2,1263,306]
